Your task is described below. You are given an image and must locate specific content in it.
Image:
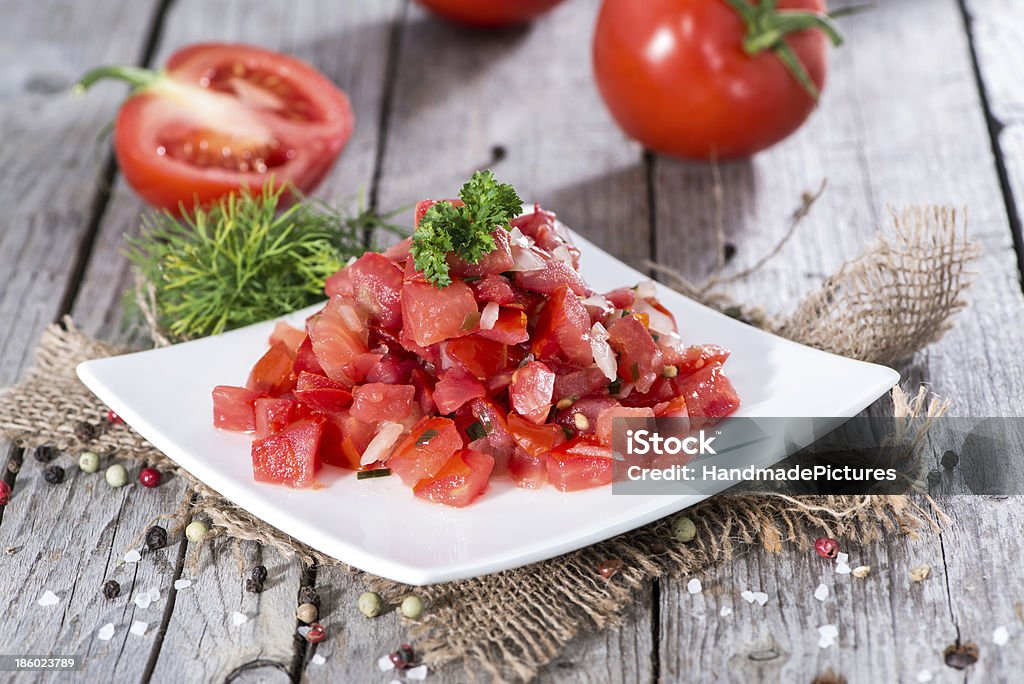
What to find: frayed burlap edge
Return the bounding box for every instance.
[0,204,976,682]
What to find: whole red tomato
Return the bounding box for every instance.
[593,0,839,160]
[416,0,566,27]
[77,44,353,211]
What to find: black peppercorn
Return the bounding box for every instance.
[43,465,65,485]
[245,565,268,593]
[102,580,121,599]
[723,242,737,263]
[298,586,320,608]
[145,526,168,551]
[927,469,942,489]
[34,446,56,463]
[941,450,960,470]
[245,578,263,594]
[7,459,20,475]
[251,565,268,583]
[74,421,98,443]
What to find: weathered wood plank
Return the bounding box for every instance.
[654,0,1024,680]
[312,0,656,681]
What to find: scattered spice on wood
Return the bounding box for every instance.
[814,537,840,559]
[43,464,65,485]
[34,445,56,463]
[812,668,847,684]
[943,641,979,669]
[910,564,931,582]
[105,464,129,488]
[79,451,100,473]
[296,603,318,624]
[304,622,326,643]
[145,526,168,551]
[298,586,320,608]
[184,520,208,542]
[107,409,124,424]
[597,559,624,580]
[74,421,98,443]
[139,467,162,488]
[672,515,697,543]
[358,591,384,617]
[246,565,267,593]
[389,643,416,670]
[852,565,871,578]
[103,580,121,599]
[401,595,425,620]
[941,449,960,469]
[0,481,10,505]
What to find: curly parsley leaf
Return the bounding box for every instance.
[410,170,523,288]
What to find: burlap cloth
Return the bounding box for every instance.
[0,206,976,682]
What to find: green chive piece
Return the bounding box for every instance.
[357,468,392,480]
[417,429,440,446]
[466,421,487,441]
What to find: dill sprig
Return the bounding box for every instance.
[126,183,405,341]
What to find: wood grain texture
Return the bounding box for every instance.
[654,0,1024,680]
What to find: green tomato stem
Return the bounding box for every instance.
[73,65,162,96]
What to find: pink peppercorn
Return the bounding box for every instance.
[107,409,124,424]
[0,481,10,505]
[815,537,840,559]
[139,467,161,488]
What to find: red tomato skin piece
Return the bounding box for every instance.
[507,412,565,457]
[212,385,263,432]
[251,416,324,488]
[413,449,494,508]
[509,361,556,424]
[531,285,592,367]
[546,437,615,492]
[679,362,741,424]
[293,371,354,413]
[415,0,565,27]
[592,0,828,160]
[350,383,415,423]
[246,341,296,396]
[388,417,464,486]
[446,336,509,380]
[401,279,479,347]
[477,308,529,345]
[254,397,298,439]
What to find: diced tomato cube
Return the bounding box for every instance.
[654,396,689,419]
[469,398,516,451]
[293,371,353,413]
[382,236,412,261]
[212,385,262,432]
[667,345,732,378]
[246,341,296,396]
[552,367,610,402]
[388,417,463,485]
[509,446,548,489]
[477,307,529,345]
[269,322,306,355]
[433,371,487,414]
[514,258,588,297]
[319,411,376,470]
[446,335,509,380]
[679,362,740,424]
[254,397,298,439]
[310,295,369,385]
[595,406,655,446]
[365,355,415,385]
[546,437,615,491]
[401,280,479,347]
[325,266,353,298]
[410,367,438,415]
[507,412,565,457]
[413,449,494,508]
[604,287,635,309]
[448,227,515,277]
[251,417,323,488]
[470,274,516,305]
[509,361,555,424]
[350,383,415,423]
[607,315,663,393]
[532,285,592,367]
[350,253,404,330]
[292,334,324,376]
[553,396,619,438]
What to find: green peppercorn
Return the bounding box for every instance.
[672,515,697,543]
[79,451,100,473]
[105,464,129,488]
[400,595,424,620]
[357,591,384,618]
[184,520,208,543]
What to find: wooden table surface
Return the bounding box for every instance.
[2,0,1024,681]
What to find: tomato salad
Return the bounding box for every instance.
[213,188,740,507]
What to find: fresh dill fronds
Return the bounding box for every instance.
[410,170,523,287]
[126,183,405,341]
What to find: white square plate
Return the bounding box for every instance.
[77,227,898,585]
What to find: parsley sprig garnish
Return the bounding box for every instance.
[410,170,523,287]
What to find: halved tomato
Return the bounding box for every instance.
[77,43,354,211]
[546,437,615,491]
[413,449,494,508]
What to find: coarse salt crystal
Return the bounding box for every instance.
[134,593,152,610]
[97,623,115,641]
[836,552,849,565]
[311,654,326,666]
[174,579,192,590]
[407,664,428,681]
[835,563,852,575]
[37,590,59,607]
[818,624,839,639]
[916,670,933,682]
[130,621,148,636]
[298,625,311,638]
[818,635,835,649]
[753,592,769,606]
[741,591,756,604]
[993,626,1009,646]
[814,584,828,602]
[687,578,702,594]
[720,606,732,617]
[231,611,248,627]
[378,654,396,672]
[124,550,142,563]
[149,588,160,602]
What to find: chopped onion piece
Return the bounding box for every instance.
[338,302,363,331]
[509,244,545,271]
[634,298,677,336]
[362,421,405,466]
[552,245,574,264]
[582,294,614,317]
[509,226,533,248]
[634,280,657,300]
[480,301,500,330]
[590,323,617,381]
